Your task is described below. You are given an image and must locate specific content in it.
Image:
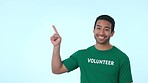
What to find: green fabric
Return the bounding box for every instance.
[63,45,133,83]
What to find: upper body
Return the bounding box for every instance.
[63,45,133,83]
[50,15,133,83]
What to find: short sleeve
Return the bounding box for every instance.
[62,51,80,72]
[119,56,133,83]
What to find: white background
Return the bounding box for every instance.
[0,0,147,83]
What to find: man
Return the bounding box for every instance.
[50,15,133,83]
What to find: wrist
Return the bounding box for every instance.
[54,44,61,48]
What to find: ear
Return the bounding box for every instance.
[110,31,115,37]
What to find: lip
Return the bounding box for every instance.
[98,36,106,40]
[98,36,105,39]
[96,34,106,40]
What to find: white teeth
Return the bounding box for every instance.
[98,36,104,39]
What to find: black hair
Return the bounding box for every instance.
[94,15,115,32]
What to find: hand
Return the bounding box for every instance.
[50,25,62,46]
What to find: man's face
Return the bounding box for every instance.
[93,20,114,45]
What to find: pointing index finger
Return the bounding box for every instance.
[52,25,59,34]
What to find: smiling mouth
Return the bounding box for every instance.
[98,36,105,39]
[96,34,106,40]
[98,36,105,40]
[96,34,105,39]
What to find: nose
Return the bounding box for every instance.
[99,29,105,35]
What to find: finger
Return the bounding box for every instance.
[52,25,59,34]
[50,34,59,40]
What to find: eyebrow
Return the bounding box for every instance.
[96,25,111,29]
[96,25,101,27]
[104,26,111,29]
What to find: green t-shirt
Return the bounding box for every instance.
[63,45,133,83]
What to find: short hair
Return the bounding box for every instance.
[94,15,115,32]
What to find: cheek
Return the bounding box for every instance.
[93,30,97,34]
[104,32,112,37]
[110,32,114,37]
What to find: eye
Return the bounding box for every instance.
[96,27,101,30]
[105,28,110,31]
[104,27,111,32]
[95,25,101,30]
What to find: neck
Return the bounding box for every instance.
[95,43,113,50]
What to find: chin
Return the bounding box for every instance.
[96,40,109,45]
[97,42,108,45]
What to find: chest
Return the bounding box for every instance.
[78,52,120,76]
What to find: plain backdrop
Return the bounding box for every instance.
[0,0,148,83]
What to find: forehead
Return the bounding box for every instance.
[96,20,112,27]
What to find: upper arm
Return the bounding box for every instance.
[52,64,68,74]
[56,50,81,74]
[60,64,68,74]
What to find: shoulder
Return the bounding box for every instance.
[71,46,93,57]
[113,46,128,57]
[113,46,130,63]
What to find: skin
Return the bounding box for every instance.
[50,25,68,74]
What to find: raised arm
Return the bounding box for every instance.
[50,25,68,74]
